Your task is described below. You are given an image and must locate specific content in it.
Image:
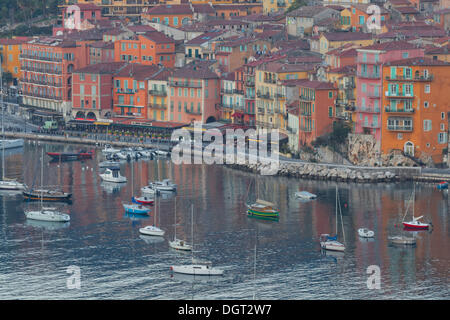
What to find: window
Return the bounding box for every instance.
[424,101,429,108]
[438,132,448,144]
[402,52,409,59]
[362,84,366,93]
[441,112,445,120]
[92,100,96,109]
[441,123,445,131]
[80,85,84,95]
[328,91,333,98]
[328,107,333,117]
[118,95,124,104]
[80,73,85,81]
[423,119,432,132]
[425,85,430,93]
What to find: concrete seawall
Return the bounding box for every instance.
[5,132,450,184]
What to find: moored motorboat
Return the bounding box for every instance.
[99,168,127,183]
[25,209,70,222]
[295,191,317,200]
[47,150,94,161]
[132,196,154,205]
[139,225,164,236]
[0,139,24,150]
[358,228,374,238]
[23,188,72,202]
[402,216,431,230]
[123,203,151,215]
[102,144,120,155]
[0,178,26,190]
[149,179,177,192]
[388,235,416,245]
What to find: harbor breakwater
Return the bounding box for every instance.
[5,131,449,184]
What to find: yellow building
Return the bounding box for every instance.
[148,69,171,122]
[316,32,374,54]
[255,62,311,133]
[0,38,29,84]
[326,65,357,123]
[263,0,293,14]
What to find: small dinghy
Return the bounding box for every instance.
[295,191,317,200]
[132,196,154,205]
[358,228,374,238]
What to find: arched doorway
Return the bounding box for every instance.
[75,111,85,119]
[206,116,216,124]
[86,112,97,121]
[404,141,414,157]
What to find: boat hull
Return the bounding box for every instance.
[139,226,164,236]
[23,191,72,202]
[133,196,154,205]
[402,222,429,230]
[123,204,150,215]
[0,181,25,190]
[25,210,70,222]
[170,265,224,276]
[47,152,93,161]
[388,236,416,245]
[0,139,24,149]
[169,239,192,251]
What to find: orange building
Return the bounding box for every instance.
[113,64,161,120]
[142,4,194,28]
[381,57,450,164]
[212,4,263,19]
[296,80,338,146]
[0,38,31,84]
[341,4,390,32]
[114,32,175,68]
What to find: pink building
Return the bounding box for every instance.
[71,62,127,121]
[168,60,220,124]
[355,41,424,145]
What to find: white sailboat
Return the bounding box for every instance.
[0,66,25,191]
[123,162,150,215]
[402,184,431,230]
[170,204,224,276]
[139,195,164,236]
[320,186,346,252]
[99,168,127,183]
[169,197,192,251]
[24,149,70,222]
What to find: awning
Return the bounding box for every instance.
[232,111,244,118]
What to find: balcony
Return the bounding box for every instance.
[185,108,201,115]
[358,72,380,79]
[149,89,167,97]
[287,126,297,134]
[299,95,314,101]
[234,89,244,95]
[385,92,414,99]
[149,103,166,109]
[300,126,312,132]
[22,92,62,101]
[358,106,381,114]
[277,1,286,7]
[256,91,272,100]
[21,65,62,75]
[345,105,356,111]
[19,54,62,63]
[257,107,265,114]
[384,107,414,114]
[246,81,255,87]
[387,125,413,131]
[117,88,138,94]
[170,80,202,88]
[385,74,433,82]
[300,109,312,116]
[263,78,276,84]
[362,122,380,129]
[222,104,234,111]
[221,88,234,95]
[274,93,286,99]
[357,57,380,64]
[20,78,62,88]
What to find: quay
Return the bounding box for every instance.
[5,131,450,185]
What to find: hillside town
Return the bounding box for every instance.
[1,0,449,167]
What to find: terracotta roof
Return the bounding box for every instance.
[0,37,31,45]
[144,4,192,15]
[384,57,449,66]
[287,5,337,17]
[192,4,215,14]
[185,30,226,45]
[259,62,314,73]
[171,60,218,79]
[73,62,127,74]
[127,25,157,34]
[141,31,174,44]
[321,32,372,42]
[358,40,418,51]
[394,6,420,14]
[116,64,162,80]
[328,64,357,75]
[88,41,114,49]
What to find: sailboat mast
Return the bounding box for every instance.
[174,197,176,240]
[191,204,194,261]
[40,148,44,209]
[1,63,4,181]
[335,186,338,235]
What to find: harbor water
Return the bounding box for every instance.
[0,142,449,299]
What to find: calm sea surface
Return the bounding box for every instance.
[0,141,448,299]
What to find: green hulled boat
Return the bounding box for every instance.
[247,199,279,220]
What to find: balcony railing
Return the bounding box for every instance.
[221,88,234,94]
[257,107,265,114]
[274,93,285,99]
[358,106,380,114]
[149,89,167,97]
[358,72,380,79]
[277,2,286,7]
[20,78,62,88]
[362,122,380,129]
[19,54,62,63]
[299,95,314,101]
[246,81,255,87]
[300,109,312,116]
[116,88,138,94]
[263,78,276,84]
[300,126,312,132]
[21,65,62,75]
[385,92,414,99]
[357,57,380,64]
[149,103,166,109]
[22,92,62,101]
[387,125,413,131]
[170,80,202,88]
[385,107,414,114]
[185,108,201,115]
[385,74,433,82]
[256,91,272,99]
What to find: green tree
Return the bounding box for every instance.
[286,0,308,13]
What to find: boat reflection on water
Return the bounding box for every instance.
[139,234,165,245]
[101,181,126,194]
[124,212,150,221]
[320,249,345,261]
[170,271,224,283]
[25,219,70,231]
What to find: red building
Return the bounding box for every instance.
[71,62,127,121]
